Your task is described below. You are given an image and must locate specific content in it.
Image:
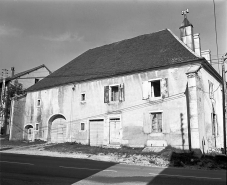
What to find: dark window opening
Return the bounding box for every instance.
[81,123,85,131]
[110,118,120,121]
[81,94,86,101]
[111,86,119,101]
[37,99,41,106]
[35,78,39,84]
[151,80,161,97]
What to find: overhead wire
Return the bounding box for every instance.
[212,0,220,73]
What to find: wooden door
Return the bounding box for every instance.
[110,120,120,145]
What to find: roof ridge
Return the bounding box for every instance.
[167,28,201,58]
[89,29,169,51]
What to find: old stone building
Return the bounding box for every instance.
[10,16,225,154]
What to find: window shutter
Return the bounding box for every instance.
[161,78,168,99]
[209,81,214,99]
[119,84,125,102]
[143,112,151,134]
[104,86,109,103]
[142,81,149,100]
[157,113,162,132]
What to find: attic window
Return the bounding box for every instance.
[35,78,39,84]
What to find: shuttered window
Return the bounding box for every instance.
[142,78,168,100]
[104,84,124,103]
[143,112,163,133]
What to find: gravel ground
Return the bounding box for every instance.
[0,139,226,170]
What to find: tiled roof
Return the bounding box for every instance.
[27,29,200,92]
[0,64,51,84]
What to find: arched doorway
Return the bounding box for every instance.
[47,114,67,143]
[24,124,33,141]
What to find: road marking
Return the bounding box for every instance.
[103,170,117,172]
[149,173,222,180]
[59,166,117,172]
[0,161,34,165]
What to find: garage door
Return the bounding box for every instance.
[90,119,104,146]
[51,118,67,143]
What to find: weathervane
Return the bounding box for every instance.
[181,9,189,18]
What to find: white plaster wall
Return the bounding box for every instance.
[198,68,223,152]
[24,65,200,148]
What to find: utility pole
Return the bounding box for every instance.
[222,53,227,155]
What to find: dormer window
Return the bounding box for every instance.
[35,78,39,84]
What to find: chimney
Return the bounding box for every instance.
[201,50,211,63]
[11,67,15,77]
[193,33,201,56]
[179,9,195,51]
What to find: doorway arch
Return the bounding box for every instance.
[47,114,67,143]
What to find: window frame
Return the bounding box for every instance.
[35,78,39,84]
[37,99,41,107]
[149,78,162,100]
[81,93,86,102]
[104,83,124,103]
[149,111,163,134]
[110,84,120,102]
[35,123,39,131]
[80,122,86,131]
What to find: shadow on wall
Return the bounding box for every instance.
[180,113,185,151]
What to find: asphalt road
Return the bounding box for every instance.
[0,153,226,185]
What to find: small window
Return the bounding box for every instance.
[37,99,41,107]
[209,81,214,99]
[81,93,86,101]
[35,124,39,131]
[151,112,162,133]
[81,123,85,131]
[111,86,119,101]
[35,78,39,84]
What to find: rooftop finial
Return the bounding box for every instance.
[181,9,189,18]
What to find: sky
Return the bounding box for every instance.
[0,0,226,77]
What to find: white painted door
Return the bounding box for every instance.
[90,120,104,146]
[51,118,66,143]
[110,120,120,145]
